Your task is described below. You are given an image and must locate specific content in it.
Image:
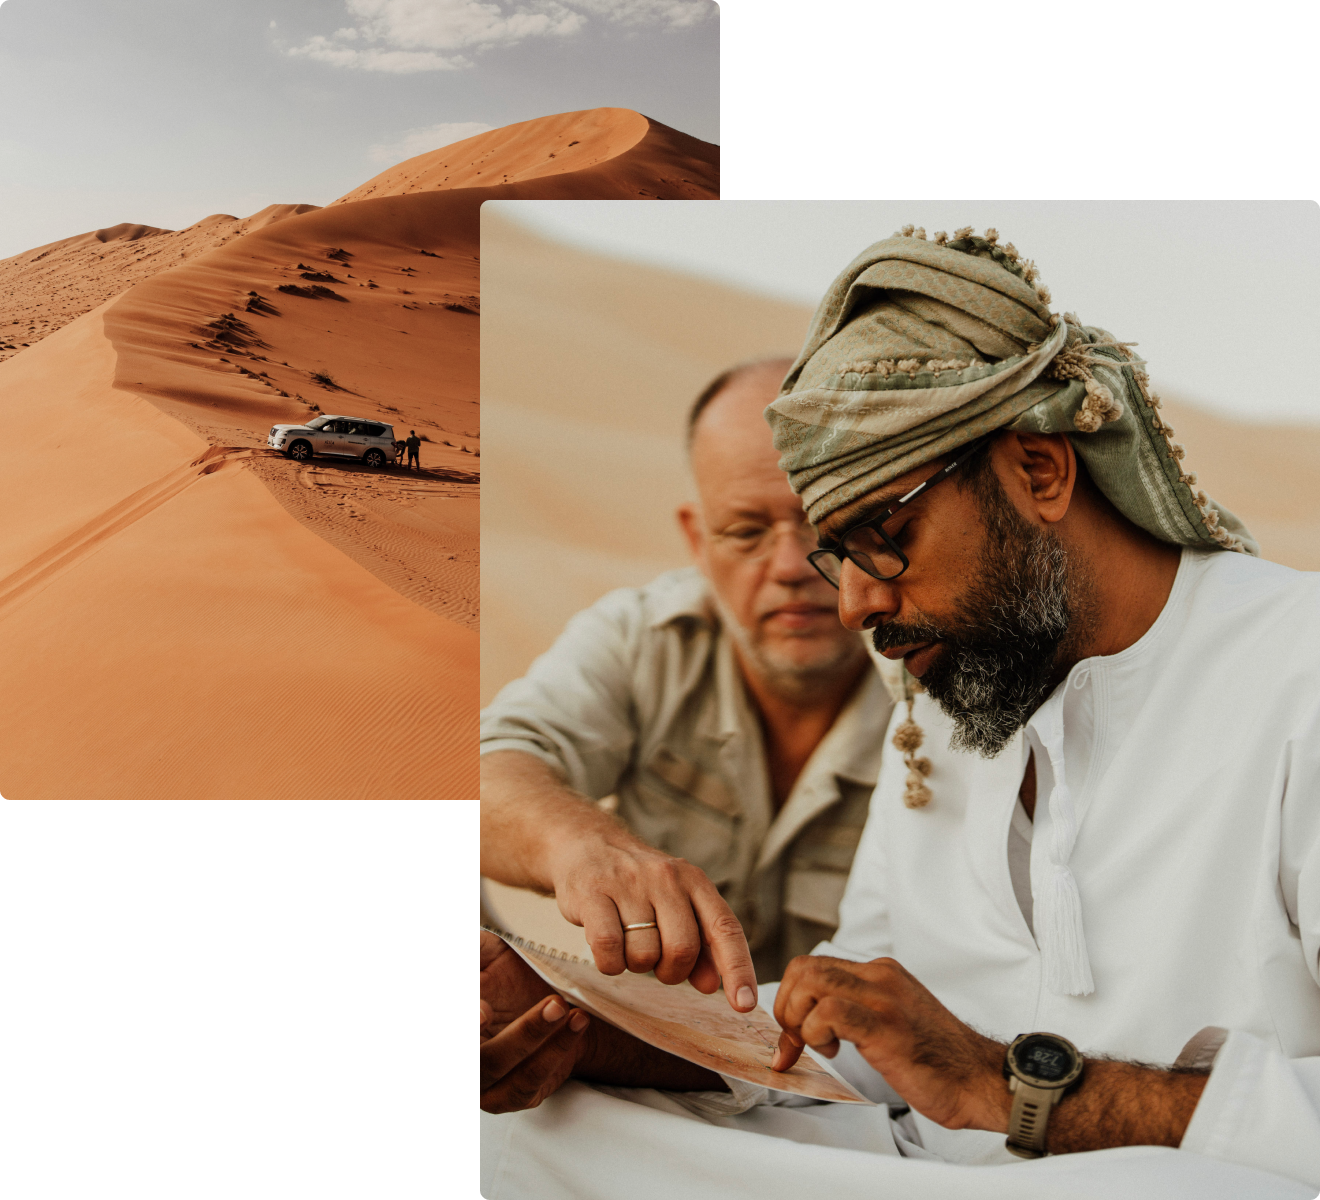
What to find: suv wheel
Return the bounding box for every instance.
[288,439,312,462]
[364,449,385,468]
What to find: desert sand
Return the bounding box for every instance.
[0,206,320,368]
[0,108,718,799]
[333,109,717,204]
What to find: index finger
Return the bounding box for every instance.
[771,1029,804,1073]
[689,887,757,1012]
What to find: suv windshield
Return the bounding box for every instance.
[306,416,332,429]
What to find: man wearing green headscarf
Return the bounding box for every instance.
[751,225,1319,1174]
[478,228,1320,1195]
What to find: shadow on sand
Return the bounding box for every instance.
[251,448,479,487]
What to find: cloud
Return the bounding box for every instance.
[283,0,714,73]
[368,121,496,163]
[569,1,713,27]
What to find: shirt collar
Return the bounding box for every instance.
[753,665,890,873]
[647,566,888,784]
[644,566,717,629]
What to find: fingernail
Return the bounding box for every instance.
[770,1048,785,1072]
[569,1010,588,1032]
[543,998,566,1022]
[736,986,756,1010]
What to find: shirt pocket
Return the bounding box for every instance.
[622,746,742,885]
[782,785,871,925]
[783,867,849,928]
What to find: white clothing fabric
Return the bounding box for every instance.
[815,547,1320,1180]
[482,549,1320,1198]
[1007,799,1035,935]
[480,1081,1314,1200]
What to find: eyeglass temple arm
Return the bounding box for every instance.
[814,435,990,557]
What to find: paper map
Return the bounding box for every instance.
[487,928,872,1105]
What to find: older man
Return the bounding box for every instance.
[481,358,890,1005]
[480,228,1320,1197]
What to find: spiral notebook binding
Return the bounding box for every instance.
[482,924,591,967]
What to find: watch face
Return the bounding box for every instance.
[1013,1035,1077,1084]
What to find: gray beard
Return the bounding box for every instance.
[871,475,1088,757]
[711,592,864,704]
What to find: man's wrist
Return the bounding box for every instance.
[972,1036,1014,1132]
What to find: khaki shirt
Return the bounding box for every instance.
[481,567,893,980]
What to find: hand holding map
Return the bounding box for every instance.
[486,928,871,1105]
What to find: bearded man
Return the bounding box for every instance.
[479,228,1320,1199]
[481,358,890,1006]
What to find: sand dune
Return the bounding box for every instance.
[0,205,322,367]
[333,108,718,204]
[0,108,718,798]
[480,214,1320,705]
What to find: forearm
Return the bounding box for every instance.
[975,1042,1208,1151]
[480,750,632,891]
[1043,1059,1208,1153]
[575,1016,727,1093]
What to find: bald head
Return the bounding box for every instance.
[688,360,796,516]
[687,358,793,453]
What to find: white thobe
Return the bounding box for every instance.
[481,549,1320,1198]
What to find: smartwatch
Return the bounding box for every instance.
[1003,1032,1084,1158]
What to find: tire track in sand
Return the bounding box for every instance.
[0,445,252,619]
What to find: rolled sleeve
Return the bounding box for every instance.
[1180,1029,1320,1189]
[480,588,647,799]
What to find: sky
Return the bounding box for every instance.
[496,200,1320,426]
[0,0,718,258]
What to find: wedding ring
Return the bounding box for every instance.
[623,921,658,932]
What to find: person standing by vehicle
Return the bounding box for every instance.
[405,430,421,470]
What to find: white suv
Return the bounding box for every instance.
[268,415,398,467]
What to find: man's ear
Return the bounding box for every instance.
[676,503,706,564]
[995,432,1077,525]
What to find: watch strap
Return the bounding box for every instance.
[1006,1079,1061,1158]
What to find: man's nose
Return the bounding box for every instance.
[766,523,819,583]
[836,558,901,632]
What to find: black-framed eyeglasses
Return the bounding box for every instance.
[807,438,988,589]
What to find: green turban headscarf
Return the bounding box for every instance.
[766,226,1256,555]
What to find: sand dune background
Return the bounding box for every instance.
[0,108,718,799]
[0,205,320,368]
[480,213,1320,706]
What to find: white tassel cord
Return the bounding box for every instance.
[1040,863,1095,997]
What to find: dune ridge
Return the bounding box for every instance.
[333,108,717,203]
[0,205,322,366]
[1,108,717,798]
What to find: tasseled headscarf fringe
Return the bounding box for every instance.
[892,670,932,809]
[896,224,1247,555]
